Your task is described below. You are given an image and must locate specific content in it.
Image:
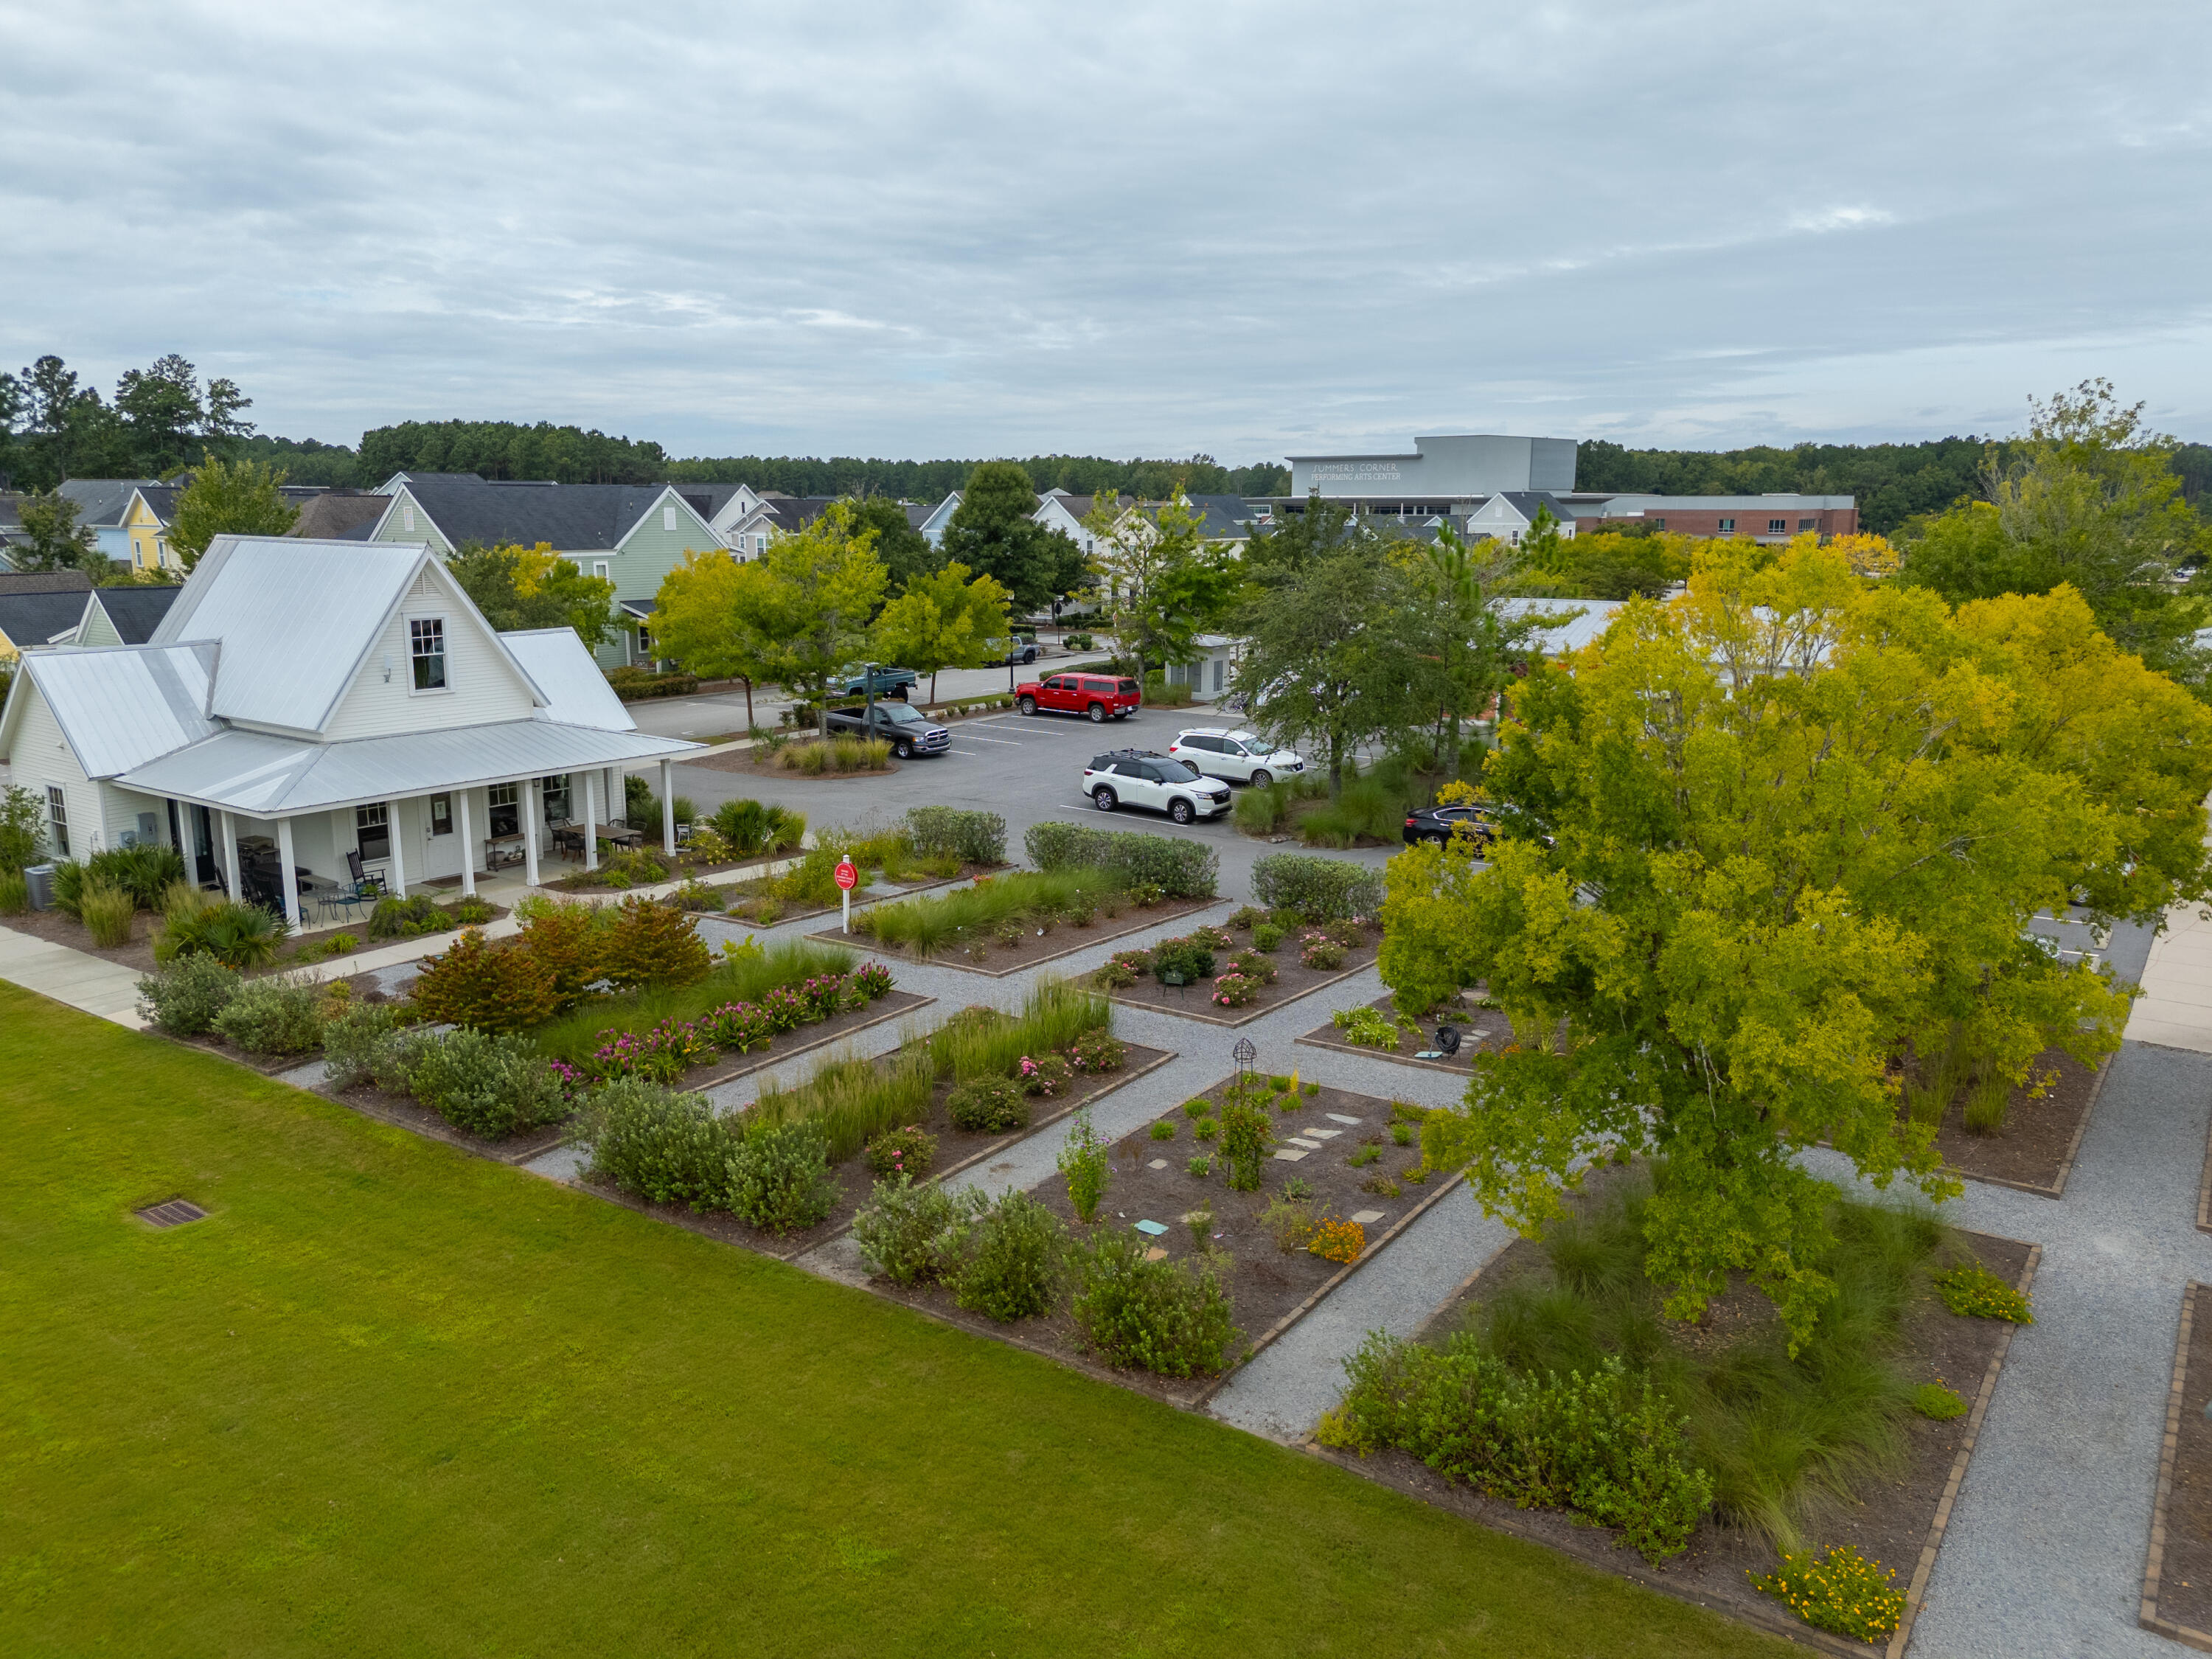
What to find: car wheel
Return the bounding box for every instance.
[1087,702,1106,723]
[1018,695,1037,716]
[1169,798,1194,825]
[1092,787,1116,813]
[1249,768,1272,787]
[892,739,913,759]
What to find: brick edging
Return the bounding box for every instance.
[2141,1281,2212,1651]
[1884,1239,2042,1658]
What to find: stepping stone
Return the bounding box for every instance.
[1302,1127,1342,1140]
[1143,1247,1169,1262]
[1286,1137,1321,1150]
[1134,1220,1168,1237]
[1273,1147,1311,1161]
[1350,1209,1385,1225]
[1324,1113,1363,1125]
[1147,1158,1169,1169]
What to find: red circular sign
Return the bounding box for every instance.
[834,858,859,891]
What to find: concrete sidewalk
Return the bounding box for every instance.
[0,923,149,1028]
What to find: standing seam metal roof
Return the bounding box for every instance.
[20,643,219,776]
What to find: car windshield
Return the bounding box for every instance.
[1156,758,1200,783]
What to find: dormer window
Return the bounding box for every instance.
[410,617,448,690]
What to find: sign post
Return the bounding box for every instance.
[835,856,858,933]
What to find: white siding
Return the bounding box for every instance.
[8,686,94,859]
[77,603,122,648]
[323,571,540,740]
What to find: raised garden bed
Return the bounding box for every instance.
[810,893,1218,978]
[1102,919,1380,1027]
[326,1078,578,1166]
[1929,1047,2109,1198]
[579,1040,1175,1262]
[872,1077,1447,1408]
[1317,1172,2038,1658]
[2143,1282,2212,1648]
[1295,992,1512,1074]
[538,851,783,895]
[726,866,995,928]
[591,987,933,1093]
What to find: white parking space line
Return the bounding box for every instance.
[956,733,1024,744]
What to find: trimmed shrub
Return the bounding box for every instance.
[1070,1229,1239,1377]
[864,1124,938,1181]
[601,895,713,989]
[210,973,327,1056]
[409,928,560,1033]
[953,1191,1065,1321]
[1015,1051,1072,1096]
[0,782,44,873]
[1299,933,1348,970]
[514,898,611,1003]
[905,806,1006,866]
[949,1076,1029,1133]
[1251,922,1285,953]
[728,1117,838,1233]
[1210,971,1261,1009]
[1228,948,1277,985]
[1023,821,1218,899]
[406,1028,566,1138]
[1069,1029,1126,1072]
[157,899,288,969]
[1321,1335,1712,1565]
[588,1079,732,1206]
[1151,936,1215,984]
[1251,852,1385,922]
[366,894,456,941]
[853,1175,975,1286]
[135,953,241,1035]
[321,1001,407,1089]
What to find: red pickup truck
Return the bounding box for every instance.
[1015,671,1142,723]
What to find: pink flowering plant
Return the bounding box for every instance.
[852,961,894,1000]
[1298,932,1348,970]
[863,1124,939,1180]
[1211,971,1260,1009]
[1016,1052,1074,1097]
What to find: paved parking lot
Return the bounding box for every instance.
[664,702,1393,900]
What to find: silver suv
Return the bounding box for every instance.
[1165,727,1307,786]
[1082,749,1233,824]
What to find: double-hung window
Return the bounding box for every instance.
[46,786,69,858]
[488,783,520,838]
[539,776,572,823]
[355,804,389,863]
[410,618,447,690]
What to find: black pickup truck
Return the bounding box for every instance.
[821,699,950,759]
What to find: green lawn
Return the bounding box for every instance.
[0,983,1792,1658]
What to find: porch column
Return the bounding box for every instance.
[581,772,599,873]
[175,799,196,872]
[659,759,675,853]
[276,816,302,929]
[219,810,240,901]
[603,767,616,825]
[330,809,349,877]
[522,778,540,888]
[388,800,408,898]
[457,789,476,898]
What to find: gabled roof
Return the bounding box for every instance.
[0,641,220,776]
[1180,495,1253,540]
[0,584,98,651]
[90,583,186,645]
[388,480,712,553]
[1481,491,1572,522]
[126,483,183,525]
[0,571,94,596]
[55,479,157,529]
[499,628,638,732]
[289,493,390,540]
[152,535,533,734]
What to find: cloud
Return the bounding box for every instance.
[2,0,2208,459]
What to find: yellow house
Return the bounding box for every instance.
[121,484,184,574]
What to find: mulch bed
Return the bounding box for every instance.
[720,864,1000,929]
[632,988,935,1093]
[876,1078,1445,1408]
[1929,1047,2107,1197]
[808,894,1220,978]
[2,907,396,980]
[325,1080,578,1166]
[538,853,782,894]
[1103,919,1381,1028]
[2144,1283,2212,1645]
[1294,992,1512,1074]
[678,749,902,782]
[577,1042,1175,1262]
[1318,1186,2036,1658]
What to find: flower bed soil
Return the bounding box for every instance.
[577,1041,1175,1262]
[1294,992,1513,1074]
[2,908,397,980]
[625,987,935,1092]
[808,894,1219,978]
[1930,1047,2107,1197]
[874,1078,1444,1408]
[325,1079,577,1165]
[2143,1283,2212,1644]
[678,748,901,782]
[1316,1192,2037,1658]
[1102,920,1380,1027]
[539,852,782,894]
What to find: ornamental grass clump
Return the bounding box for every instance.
[80,880,136,947]
[750,1048,934,1164]
[1070,1228,1239,1377]
[1749,1545,1906,1642]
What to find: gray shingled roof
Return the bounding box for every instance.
[91,584,186,644]
[0,588,93,648]
[290,493,390,540]
[56,479,157,529]
[403,480,690,552]
[670,482,747,520]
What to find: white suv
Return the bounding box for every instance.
[1166,728,1307,787]
[1082,749,1234,824]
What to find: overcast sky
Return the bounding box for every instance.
[6,1,2208,465]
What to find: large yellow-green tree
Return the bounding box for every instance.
[652,549,784,726]
[167,453,299,568]
[1383,538,2212,1347]
[869,561,1011,701]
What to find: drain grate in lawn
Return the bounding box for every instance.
[136,1197,208,1228]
